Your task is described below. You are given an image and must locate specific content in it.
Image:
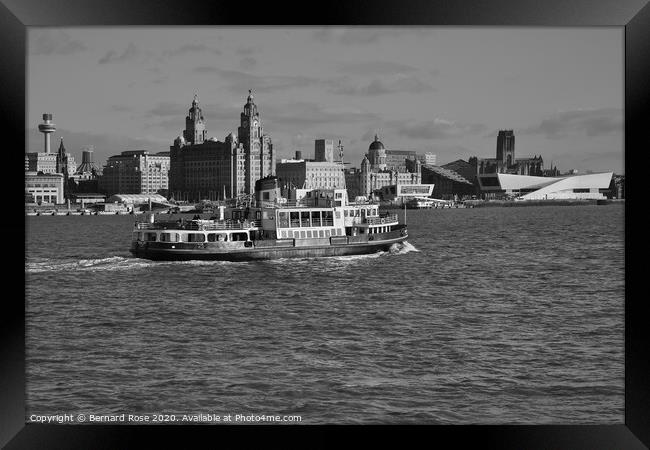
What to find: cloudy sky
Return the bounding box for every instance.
[27,27,623,173]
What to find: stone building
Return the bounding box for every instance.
[24,152,57,174]
[276,140,345,190]
[169,91,274,201]
[98,150,170,196]
[25,138,77,177]
[25,171,64,205]
[354,135,422,198]
[471,130,544,176]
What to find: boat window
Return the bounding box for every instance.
[331,228,338,236]
[301,211,310,227]
[278,211,289,228]
[293,230,300,239]
[323,211,333,226]
[344,210,348,217]
[290,211,300,227]
[324,230,330,237]
[187,233,205,242]
[231,232,248,241]
[300,231,306,239]
[311,211,321,227]
[306,230,312,238]
[335,211,341,219]
[144,232,157,242]
[207,233,227,242]
[281,230,287,238]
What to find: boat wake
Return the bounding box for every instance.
[26,242,419,273]
[26,255,257,273]
[26,256,153,273]
[388,240,419,254]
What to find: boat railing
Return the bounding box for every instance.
[365,214,398,225]
[135,220,259,231]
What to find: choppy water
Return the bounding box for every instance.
[25,205,624,424]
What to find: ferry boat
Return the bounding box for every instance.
[130,177,408,261]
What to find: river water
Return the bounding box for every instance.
[25,204,624,424]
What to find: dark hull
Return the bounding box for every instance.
[130,234,408,261]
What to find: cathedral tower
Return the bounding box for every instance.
[496,130,515,167]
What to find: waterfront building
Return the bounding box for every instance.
[344,167,363,200]
[25,171,64,205]
[421,165,476,200]
[351,135,422,198]
[24,152,58,174]
[471,130,544,176]
[612,174,625,199]
[417,152,437,166]
[98,150,170,196]
[70,148,103,193]
[477,172,614,200]
[384,149,418,172]
[441,159,478,184]
[69,192,106,206]
[315,139,334,163]
[169,91,275,201]
[276,160,346,190]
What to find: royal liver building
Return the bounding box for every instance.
[169,91,274,201]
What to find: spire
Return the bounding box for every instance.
[374,134,379,142]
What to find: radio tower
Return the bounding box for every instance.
[38,113,56,153]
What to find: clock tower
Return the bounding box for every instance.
[238,90,274,194]
[184,94,207,145]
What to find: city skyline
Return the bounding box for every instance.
[27,27,623,173]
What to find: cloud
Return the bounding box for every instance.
[110,105,134,112]
[312,28,421,45]
[390,118,488,140]
[162,43,221,58]
[338,61,419,75]
[192,67,317,92]
[98,43,139,64]
[31,30,87,55]
[312,28,434,45]
[239,57,257,70]
[522,108,623,139]
[329,75,434,96]
[146,102,187,118]
[236,46,257,55]
[262,102,380,129]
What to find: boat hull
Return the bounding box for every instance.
[130,232,408,262]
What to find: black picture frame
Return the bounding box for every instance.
[3,0,647,447]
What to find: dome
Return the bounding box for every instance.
[368,134,385,151]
